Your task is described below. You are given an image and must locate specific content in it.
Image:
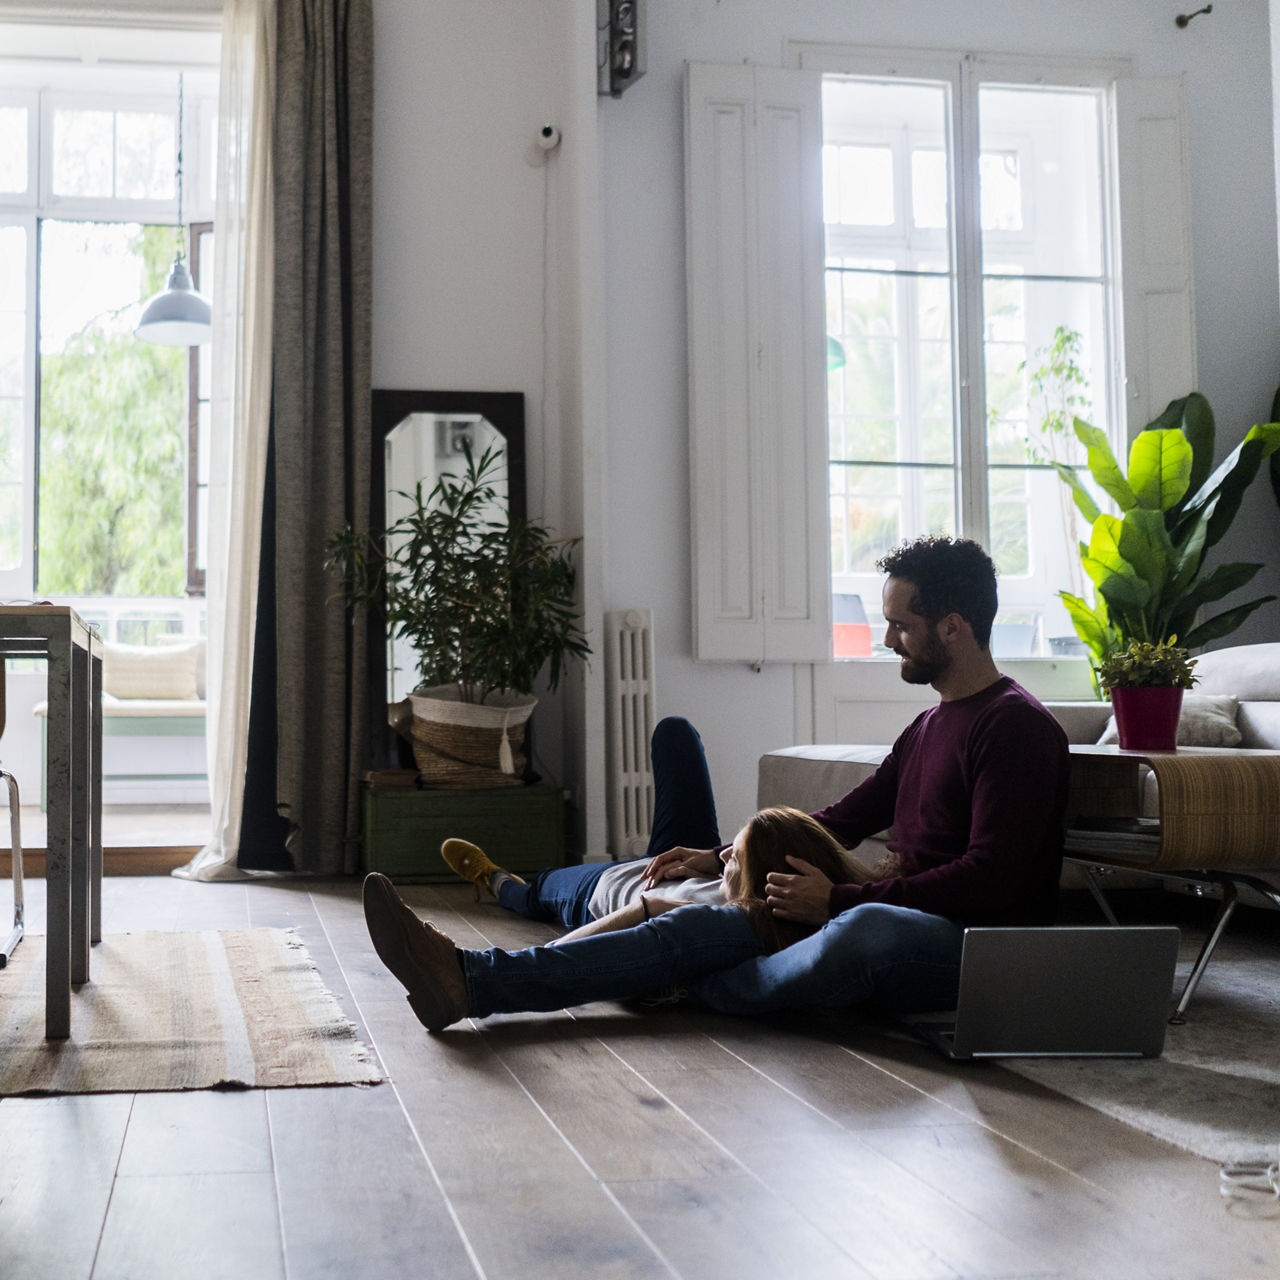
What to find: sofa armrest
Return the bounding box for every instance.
[1045,700,1110,744]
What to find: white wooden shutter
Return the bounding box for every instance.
[685,61,830,662]
[1115,77,1197,437]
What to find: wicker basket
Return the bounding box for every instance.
[408,685,537,789]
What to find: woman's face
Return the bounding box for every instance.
[720,827,749,898]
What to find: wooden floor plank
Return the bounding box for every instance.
[611,1174,876,1280]
[268,1084,480,1280]
[0,1095,132,1280]
[858,1122,1270,1280]
[93,1171,284,1280]
[821,1022,1280,1272]
[115,1090,272,1177]
[478,1019,742,1184]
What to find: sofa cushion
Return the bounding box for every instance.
[1237,703,1280,749]
[1096,693,1242,747]
[156,632,207,698]
[102,640,201,701]
[1192,643,1280,701]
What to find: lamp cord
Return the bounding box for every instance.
[175,71,186,261]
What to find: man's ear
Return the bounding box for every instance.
[938,612,970,645]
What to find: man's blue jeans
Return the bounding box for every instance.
[495,716,721,930]
[461,901,964,1018]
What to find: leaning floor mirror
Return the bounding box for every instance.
[367,389,526,767]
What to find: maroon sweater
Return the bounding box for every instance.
[812,677,1069,926]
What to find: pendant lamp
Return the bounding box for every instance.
[136,73,211,347]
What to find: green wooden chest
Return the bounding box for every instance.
[361,782,566,882]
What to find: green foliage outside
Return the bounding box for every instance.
[38,224,186,596]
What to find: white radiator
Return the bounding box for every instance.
[604,608,656,860]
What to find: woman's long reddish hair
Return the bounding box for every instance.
[726,806,851,952]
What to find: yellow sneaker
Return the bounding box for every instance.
[440,838,525,900]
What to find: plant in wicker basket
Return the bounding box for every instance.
[327,444,590,786]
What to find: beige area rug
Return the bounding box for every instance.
[0,929,383,1095]
[1002,938,1280,1166]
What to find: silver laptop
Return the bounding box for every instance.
[903,926,1180,1059]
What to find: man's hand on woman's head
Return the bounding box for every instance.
[766,856,834,925]
[642,845,721,888]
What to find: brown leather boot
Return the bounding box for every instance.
[362,872,469,1031]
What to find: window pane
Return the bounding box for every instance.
[979,86,1104,277]
[830,463,956,577]
[38,220,186,596]
[0,106,28,194]
[0,399,20,484]
[822,76,951,250]
[0,225,25,529]
[979,151,1022,230]
[116,110,175,200]
[0,411,20,582]
[842,145,894,225]
[987,464,1095,652]
[52,109,114,197]
[911,149,947,229]
[0,481,19,569]
[983,277,1109,469]
[0,223,24,315]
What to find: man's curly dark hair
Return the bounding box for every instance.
[876,536,998,648]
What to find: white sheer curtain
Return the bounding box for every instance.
[173,0,276,881]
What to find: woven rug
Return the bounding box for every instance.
[0,929,383,1095]
[1002,931,1280,1166]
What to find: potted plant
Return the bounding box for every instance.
[327,444,591,788]
[1096,638,1198,751]
[1052,393,1280,686]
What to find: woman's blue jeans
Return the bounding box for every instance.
[461,901,964,1019]
[495,717,720,930]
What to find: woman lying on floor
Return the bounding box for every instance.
[439,715,732,937]
[363,805,860,1031]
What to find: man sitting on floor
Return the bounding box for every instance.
[363,535,1072,1030]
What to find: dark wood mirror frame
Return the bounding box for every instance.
[366,389,527,768]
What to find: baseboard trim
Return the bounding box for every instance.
[0,848,198,877]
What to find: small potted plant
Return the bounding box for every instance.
[327,444,591,787]
[1096,638,1198,751]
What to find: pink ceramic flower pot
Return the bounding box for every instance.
[1111,686,1184,751]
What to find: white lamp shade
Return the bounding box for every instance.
[135,256,212,346]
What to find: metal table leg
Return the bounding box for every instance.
[0,771,21,966]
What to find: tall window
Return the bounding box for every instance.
[824,63,1116,657]
[0,61,216,615]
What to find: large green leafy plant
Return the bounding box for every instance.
[1053,393,1280,671]
[327,445,590,704]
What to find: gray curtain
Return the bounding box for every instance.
[269,0,373,873]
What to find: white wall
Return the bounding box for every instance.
[371,0,607,854]
[373,0,1280,846]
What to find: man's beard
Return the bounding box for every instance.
[895,630,950,685]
